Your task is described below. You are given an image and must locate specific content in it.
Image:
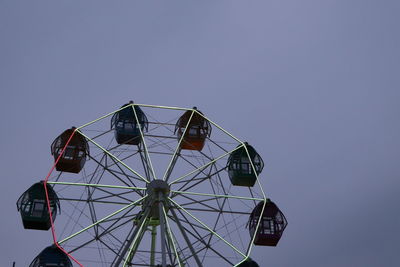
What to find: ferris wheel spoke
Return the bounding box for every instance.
[49,181,146,204]
[138,148,152,181]
[157,199,169,267]
[171,161,216,199]
[90,188,138,204]
[162,212,185,267]
[162,109,195,182]
[64,212,134,255]
[177,194,223,213]
[120,206,151,267]
[98,148,141,175]
[195,112,242,144]
[173,164,228,195]
[168,198,246,258]
[58,196,146,245]
[168,209,235,266]
[47,181,146,191]
[171,190,264,202]
[169,208,203,267]
[77,130,149,184]
[77,105,127,130]
[105,154,145,189]
[132,104,157,180]
[169,145,242,186]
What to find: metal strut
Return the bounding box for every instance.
[158,193,167,267]
[112,205,151,267]
[170,208,204,267]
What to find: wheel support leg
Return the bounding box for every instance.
[170,208,203,267]
[150,226,157,267]
[112,206,150,267]
[158,195,167,267]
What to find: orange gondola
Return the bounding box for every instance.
[175,107,211,151]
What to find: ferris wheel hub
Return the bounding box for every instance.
[146,179,170,198]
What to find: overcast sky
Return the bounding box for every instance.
[1,0,400,266]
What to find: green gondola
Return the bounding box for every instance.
[227,143,264,187]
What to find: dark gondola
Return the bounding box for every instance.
[29,245,72,267]
[227,143,264,187]
[175,107,211,151]
[237,259,260,267]
[111,101,148,145]
[16,181,60,230]
[249,200,287,246]
[51,127,89,173]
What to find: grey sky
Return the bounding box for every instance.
[1,0,400,266]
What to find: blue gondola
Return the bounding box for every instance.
[227,143,264,187]
[237,259,260,267]
[29,246,72,267]
[111,101,148,145]
[16,181,60,230]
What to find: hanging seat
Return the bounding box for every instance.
[175,107,211,151]
[249,200,287,246]
[51,127,89,173]
[29,245,72,267]
[227,142,264,187]
[16,181,60,230]
[111,101,148,145]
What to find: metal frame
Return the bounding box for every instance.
[40,103,267,267]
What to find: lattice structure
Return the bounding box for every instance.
[20,103,281,267]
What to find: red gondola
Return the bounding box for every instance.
[249,200,287,246]
[51,127,89,173]
[175,107,211,151]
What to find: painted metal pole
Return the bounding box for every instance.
[163,147,181,182]
[113,206,150,267]
[170,208,203,267]
[126,228,147,266]
[158,194,167,267]
[150,226,157,267]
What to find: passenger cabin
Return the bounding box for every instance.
[16,181,60,230]
[175,107,211,151]
[249,200,287,246]
[111,101,148,145]
[237,259,260,267]
[29,246,72,267]
[227,143,264,187]
[51,127,89,173]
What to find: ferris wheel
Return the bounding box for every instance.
[17,102,287,267]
